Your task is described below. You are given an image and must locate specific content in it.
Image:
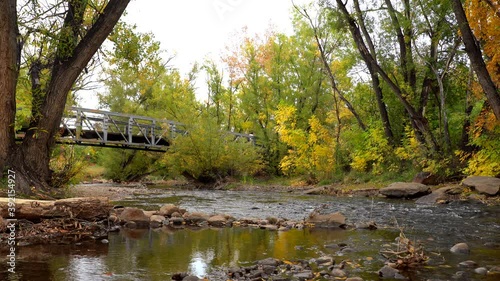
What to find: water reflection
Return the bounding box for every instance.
[0,192,498,280]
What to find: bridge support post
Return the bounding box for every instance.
[76,108,82,142]
[103,115,109,143]
[127,117,133,145]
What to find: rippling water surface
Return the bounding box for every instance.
[1,187,499,280]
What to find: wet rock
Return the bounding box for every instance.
[150,215,166,223]
[450,243,470,254]
[118,207,149,223]
[159,204,180,216]
[182,276,199,281]
[413,172,439,185]
[416,185,462,204]
[346,278,364,281]
[171,212,182,218]
[316,256,334,266]
[378,265,399,278]
[331,268,347,277]
[118,208,150,228]
[169,217,184,225]
[208,215,227,227]
[462,176,500,196]
[458,260,477,268]
[474,267,488,275]
[260,224,278,231]
[100,239,109,244]
[171,272,188,280]
[306,211,346,228]
[182,212,209,224]
[108,214,119,224]
[293,270,314,280]
[248,269,264,279]
[452,271,470,280]
[261,265,276,275]
[355,221,377,230]
[143,210,156,218]
[380,182,431,198]
[258,257,281,267]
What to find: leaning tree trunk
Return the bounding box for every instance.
[452,0,500,121]
[0,0,18,175]
[6,0,130,196]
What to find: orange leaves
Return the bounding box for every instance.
[466,0,500,86]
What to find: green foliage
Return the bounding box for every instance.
[350,127,393,175]
[100,149,162,182]
[50,145,86,188]
[459,122,500,176]
[163,114,263,184]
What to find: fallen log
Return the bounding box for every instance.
[0,197,112,221]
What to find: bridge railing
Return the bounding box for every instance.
[59,107,185,151]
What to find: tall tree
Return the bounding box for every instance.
[452,0,500,121]
[1,0,130,195]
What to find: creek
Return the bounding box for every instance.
[1,186,499,280]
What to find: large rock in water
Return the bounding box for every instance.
[306,211,346,228]
[380,182,431,198]
[119,207,150,228]
[461,176,500,196]
[415,185,464,204]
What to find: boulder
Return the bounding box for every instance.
[462,176,500,196]
[450,243,470,254]
[159,204,181,216]
[380,182,431,198]
[208,215,227,227]
[346,278,364,281]
[306,211,346,228]
[118,207,149,227]
[415,185,464,204]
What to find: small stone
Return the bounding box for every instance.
[261,265,276,275]
[331,268,347,277]
[293,270,314,280]
[378,265,399,278]
[450,243,470,254]
[316,256,334,266]
[159,204,180,216]
[346,278,364,281]
[474,267,488,275]
[170,217,184,225]
[258,258,280,267]
[150,215,166,224]
[208,215,227,227]
[182,276,199,281]
[458,260,477,268]
[100,239,109,244]
[171,212,182,218]
[261,224,278,231]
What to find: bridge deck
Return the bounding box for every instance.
[15,107,254,152]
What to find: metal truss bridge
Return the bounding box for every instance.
[16,107,255,152]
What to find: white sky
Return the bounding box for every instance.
[80,0,312,108]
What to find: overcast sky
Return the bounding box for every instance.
[80,0,312,108]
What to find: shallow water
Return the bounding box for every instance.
[1,188,499,280]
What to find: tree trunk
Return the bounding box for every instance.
[452,0,500,121]
[300,7,367,131]
[353,0,394,143]
[6,0,130,196]
[334,0,439,152]
[0,0,18,174]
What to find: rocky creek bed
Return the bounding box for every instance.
[0,176,499,280]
